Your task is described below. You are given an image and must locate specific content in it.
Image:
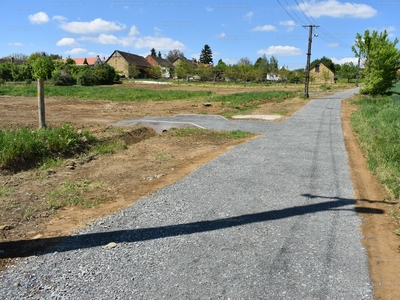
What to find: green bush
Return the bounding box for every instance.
[0,125,95,171]
[51,69,75,86]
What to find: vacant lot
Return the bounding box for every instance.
[0,82,398,298]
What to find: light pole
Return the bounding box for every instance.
[303,25,319,98]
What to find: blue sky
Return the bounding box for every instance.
[1,0,398,69]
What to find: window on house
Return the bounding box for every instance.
[315,64,320,72]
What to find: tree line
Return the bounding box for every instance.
[0,52,117,85]
[2,29,399,92]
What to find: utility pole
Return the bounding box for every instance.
[303,25,319,98]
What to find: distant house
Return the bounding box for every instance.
[172,56,198,68]
[310,61,335,84]
[66,55,103,66]
[106,50,151,78]
[145,55,175,78]
[266,73,280,82]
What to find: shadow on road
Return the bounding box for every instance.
[0,195,383,259]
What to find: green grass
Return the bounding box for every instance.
[210,91,296,105]
[44,179,107,210]
[0,125,95,171]
[208,91,297,117]
[0,85,214,101]
[0,186,14,196]
[171,127,253,139]
[0,85,297,106]
[92,139,127,155]
[351,95,400,199]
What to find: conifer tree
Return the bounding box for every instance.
[199,44,213,64]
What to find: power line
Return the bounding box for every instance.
[276,0,304,25]
[294,0,313,24]
[316,27,353,48]
[291,0,353,48]
[283,0,307,25]
[299,0,318,25]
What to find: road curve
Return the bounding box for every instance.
[0,88,374,299]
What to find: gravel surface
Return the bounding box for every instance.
[0,88,373,299]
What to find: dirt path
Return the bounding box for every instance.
[342,98,400,299]
[0,84,399,298]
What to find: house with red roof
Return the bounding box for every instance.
[145,55,175,78]
[65,55,103,66]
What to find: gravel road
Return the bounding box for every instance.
[0,88,373,299]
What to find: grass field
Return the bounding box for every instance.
[351,83,400,199]
[0,85,214,101]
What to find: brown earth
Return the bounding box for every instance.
[0,82,399,299]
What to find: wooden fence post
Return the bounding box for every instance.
[37,78,46,129]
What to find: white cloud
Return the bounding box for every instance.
[252,25,277,32]
[80,33,185,51]
[8,42,24,46]
[296,0,377,19]
[64,47,87,55]
[280,20,297,32]
[56,37,80,47]
[129,25,140,36]
[280,20,297,26]
[331,57,358,65]
[222,58,238,65]
[53,15,67,22]
[257,45,302,56]
[88,52,110,59]
[384,25,397,32]
[80,34,126,45]
[206,7,214,12]
[28,12,50,24]
[134,36,185,51]
[244,12,253,21]
[327,42,339,47]
[59,18,126,34]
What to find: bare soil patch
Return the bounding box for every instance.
[0,83,399,299]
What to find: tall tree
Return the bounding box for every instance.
[31,56,54,79]
[269,55,279,72]
[338,62,357,83]
[158,51,162,58]
[165,49,185,62]
[215,59,227,72]
[359,29,400,94]
[197,64,212,81]
[199,44,213,64]
[237,57,252,66]
[352,32,366,87]
[150,48,157,56]
[175,61,194,81]
[27,52,47,63]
